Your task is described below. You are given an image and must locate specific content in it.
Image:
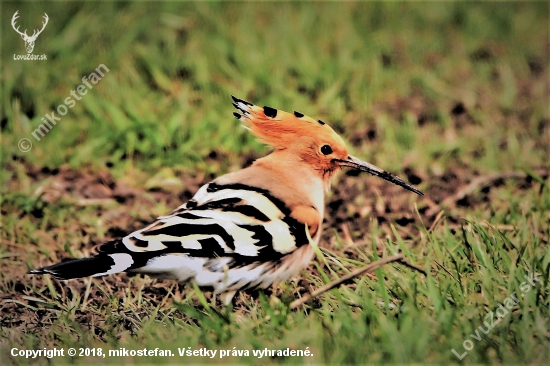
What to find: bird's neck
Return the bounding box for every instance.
[215,149,328,221]
[254,149,333,194]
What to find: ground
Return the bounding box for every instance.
[1,2,549,365]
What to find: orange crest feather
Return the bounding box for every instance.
[231,96,343,150]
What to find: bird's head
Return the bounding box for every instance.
[232,96,423,196]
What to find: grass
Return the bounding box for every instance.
[1,1,549,365]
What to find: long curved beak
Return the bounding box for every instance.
[335,155,424,196]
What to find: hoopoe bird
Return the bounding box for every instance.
[30,96,423,304]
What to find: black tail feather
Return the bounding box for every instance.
[28,255,116,280]
[28,239,133,280]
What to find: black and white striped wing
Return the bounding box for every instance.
[99,182,311,281]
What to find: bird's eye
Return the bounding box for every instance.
[320,145,333,155]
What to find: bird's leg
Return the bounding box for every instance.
[220,290,237,306]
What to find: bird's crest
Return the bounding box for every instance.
[231,96,344,150]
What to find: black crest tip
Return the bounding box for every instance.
[317,119,326,125]
[263,106,278,118]
[231,95,252,106]
[233,112,241,120]
[294,111,304,118]
[232,103,247,115]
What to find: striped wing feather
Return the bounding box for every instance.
[103,182,312,290]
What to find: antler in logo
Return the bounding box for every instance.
[11,11,49,54]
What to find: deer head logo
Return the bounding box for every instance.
[11,11,49,54]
